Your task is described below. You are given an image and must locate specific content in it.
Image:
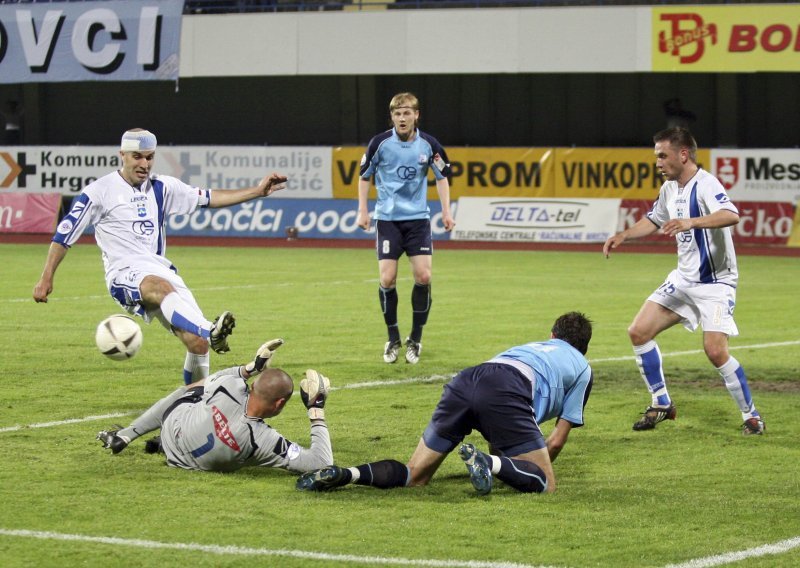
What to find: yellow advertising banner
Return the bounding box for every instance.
[653,5,800,72]
[331,146,555,199]
[554,148,711,199]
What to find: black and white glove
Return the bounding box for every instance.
[243,338,284,376]
[300,369,330,420]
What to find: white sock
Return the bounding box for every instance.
[160,292,211,338]
[347,466,360,482]
[717,356,758,420]
[183,352,210,385]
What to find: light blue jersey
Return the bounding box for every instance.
[360,128,450,221]
[492,339,593,426]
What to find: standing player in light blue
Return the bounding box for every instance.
[297,312,593,495]
[33,128,287,385]
[603,127,764,435]
[356,92,455,365]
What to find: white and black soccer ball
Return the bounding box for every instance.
[95,314,143,361]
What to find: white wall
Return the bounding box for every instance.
[178,7,651,77]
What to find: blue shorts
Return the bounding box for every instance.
[375,219,432,260]
[423,362,545,456]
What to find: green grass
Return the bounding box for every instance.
[1,242,798,568]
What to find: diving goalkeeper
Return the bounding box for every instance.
[97,339,333,474]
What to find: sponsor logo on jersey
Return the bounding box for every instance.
[57,219,74,234]
[714,192,731,204]
[397,166,417,181]
[132,220,155,236]
[211,405,241,452]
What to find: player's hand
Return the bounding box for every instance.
[661,218,692,237]
[32,279,52,303]
[442,213,456,232]
[602,233,625,258]
[300,369,330,420]
[357,210,371,231]
[259,173,288,197]
[244,338,284,376]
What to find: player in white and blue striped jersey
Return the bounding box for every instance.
[603,127,763,436]
[33,129,287,385]
[356,93,455,365]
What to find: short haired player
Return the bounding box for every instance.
[33,129,287,384]
[297,312,593,495]
[603,127,764,435]
[356,93,455,365]
[97,339,334,475]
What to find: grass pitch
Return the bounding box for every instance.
[0,242,798,568]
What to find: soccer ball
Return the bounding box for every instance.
[95,314,143,361]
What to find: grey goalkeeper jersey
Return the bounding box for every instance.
[160,367,332,473]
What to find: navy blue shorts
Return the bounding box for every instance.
[423,363,545,456]
[375,219,432,260]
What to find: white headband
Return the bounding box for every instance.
[120,129,157,152]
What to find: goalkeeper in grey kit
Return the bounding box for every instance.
[97,339,333,474]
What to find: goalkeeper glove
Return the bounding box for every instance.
[300,369,330,420]
[243,338,284,376]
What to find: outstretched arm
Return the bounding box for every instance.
[208,172,288,208]
[603,217,659,258]
[33,242,69,303]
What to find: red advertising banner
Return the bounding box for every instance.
[0,193,61,233]
[619,199,794,245]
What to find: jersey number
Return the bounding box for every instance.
[190,433,215,458]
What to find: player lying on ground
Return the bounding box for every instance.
[97,339,334,474]
[297,312,593,495]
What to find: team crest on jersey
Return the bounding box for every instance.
[131,194,148,218]
[418,153,428,165]
[211,405,241,452]
[715,157,738,190]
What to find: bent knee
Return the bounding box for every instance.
[627,325,652,346]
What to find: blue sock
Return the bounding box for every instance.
[717,356,758,420]
[634,341,671,407]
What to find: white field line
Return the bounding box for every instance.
[1,340,797,435]
[0,528,554,568]
[589,339,800,363]
[1,529,798,568]
[662,536,800,568]
[0,412,134,434]
[1,277,410,304]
